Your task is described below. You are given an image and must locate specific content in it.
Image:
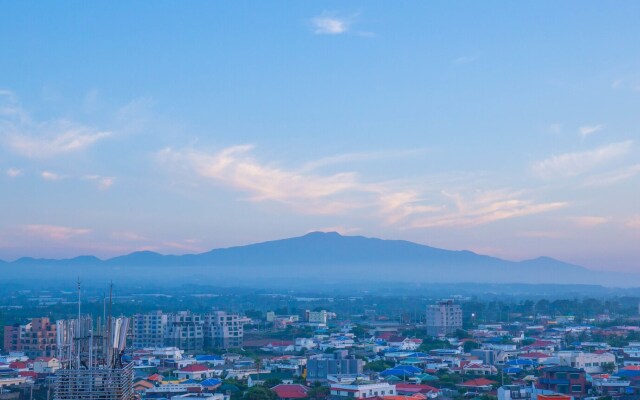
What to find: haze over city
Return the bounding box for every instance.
[1,2,639,274]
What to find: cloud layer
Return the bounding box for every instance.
[0,91,111,158]
[532,141,632,179]
[159,145,565,229]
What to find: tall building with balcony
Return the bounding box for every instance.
[426,300,462,336]
[164,311,204,352]
[3,317,57,358]
[204,311,243,349]
[537,366,588,397]
[307,351,363,382]
[132,311,167,349]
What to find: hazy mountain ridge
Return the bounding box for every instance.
[1,232,636,286]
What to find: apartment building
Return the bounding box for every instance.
[132,311,167,348]
[330,382,396,399]
[130,310,244,351]
[3,318,57,358]
[538,366,588,397]
[557,351,616,373]
[204,311,243,349]
[305,310,328,325]
[426,300,462,336]
[164,311,205,352]
[307,351,363,382]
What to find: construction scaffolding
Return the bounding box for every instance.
[53,363,134,400]
[53,282,134,400]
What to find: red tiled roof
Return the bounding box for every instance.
[35,357,54,362]
[9,361,27,369]
[377,332,395,340]
[180,364,209,372]
[147,373,163,381]
[458,378,497,387]
[395,383,439,393]
[384,395,427,400]
[272,384,309,399]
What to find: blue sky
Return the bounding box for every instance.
[1,1,639,271]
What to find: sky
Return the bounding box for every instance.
[0,1,639,272]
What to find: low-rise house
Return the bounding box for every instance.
[461,362,497,375]
[537,366,588,397]
[592,377,630,396]
[330,381,396,399]
[33,356,60,374]
[271,384,309,400]
[395,383,439,399]
[557,351,616,374]
[457,378,497,392]
[175,364,215,380]
[247,371,294,387]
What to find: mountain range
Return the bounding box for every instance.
[2,231,637,287]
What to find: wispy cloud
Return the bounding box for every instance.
[377,191,442,225]
[627,216,640,229]
[301,148,428,172]
[23,224,91,240]
[579,124,604,137]
[6,167,21,178]
[159,145,567,229]
[407,190,567,228]
[567,216,609,228]
[583,163,640,187]
[518,231,568,239]
[111,231,147,241]
[84,174,115,190]
[532,141,633,179]
[159,145,365,214]
[311,13,352,35]
[0,92,111,158]
[41,171,62,181]
[5,123,111,158]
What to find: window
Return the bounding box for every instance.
[557,385,569,393]
[571,385,582,393]
[570,373,580,379]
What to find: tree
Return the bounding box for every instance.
[455,329,470,339]
[464,340,480,353]
[263,378,283,388]
[351,325,368,338]
[602,363,616,374]
[364,360,392,372]
[245,386,277,400]
[308,385,329,400]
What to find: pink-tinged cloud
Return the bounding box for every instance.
[159,145,569,229]
[22,224,91,240]
[532,141,632,179]
[567,216,609,228]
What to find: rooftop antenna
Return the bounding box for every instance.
[77,278,81,370]
[107,282,113,368]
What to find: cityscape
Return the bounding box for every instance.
[1,3,639,400]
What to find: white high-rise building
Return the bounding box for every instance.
[426,300,462,336]
[164,311,204,352]
[132,311,167,349]
[204,311,243,349]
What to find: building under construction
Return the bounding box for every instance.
[53,284,134,400]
